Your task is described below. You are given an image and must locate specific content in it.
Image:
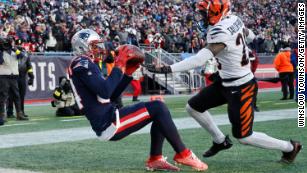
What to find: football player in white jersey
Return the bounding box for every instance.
[146,0,301,163]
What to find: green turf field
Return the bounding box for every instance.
[0,91,304,173]
[0,119,305,173]
[0,91,297,135]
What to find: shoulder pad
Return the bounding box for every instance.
[208,26,228,37]
[207,26,230,43]
[71,57,90,70]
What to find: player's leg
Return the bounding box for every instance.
[109,102,152,141]
[145,101,207,171]
[187,82,232,157]
[226,79,302,163]
[110,101,207,171]
[109,102,177,171]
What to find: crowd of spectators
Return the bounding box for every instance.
[0,0,299,53]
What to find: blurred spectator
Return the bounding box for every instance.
[7,40,34,118]
[273,47,294,100]
[0,37,28,125]
[51,76,83,117]
[0,0,298,53]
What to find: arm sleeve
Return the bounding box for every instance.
[170,48,214,72]
[245,29,256,44]
[110,74,133,102]
[73,65,123,99]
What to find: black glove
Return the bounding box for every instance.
[144,64,172,74]
[28,73,34,85]
[28,78,34,85]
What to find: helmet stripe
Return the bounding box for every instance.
[209,0,213,10]
[219,0,224,13]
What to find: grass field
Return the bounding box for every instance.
[0,91,297,135]
[0,119,305,173]
[0,90,304,173]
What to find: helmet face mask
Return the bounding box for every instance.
[89,40,106,59]
[71,29,106,59]
[196,0,230,30]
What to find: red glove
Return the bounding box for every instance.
[115,44,145,74]
[125,63,140,76]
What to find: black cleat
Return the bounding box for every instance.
[280,140,302,163]
[203,135,233,157]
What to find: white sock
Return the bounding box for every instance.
[186,104,225,144]
[238,131,294,152]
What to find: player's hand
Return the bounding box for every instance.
[144,64,172,74]
[115,44,145,69]
[28,78,34,86]
[125,63,140,76]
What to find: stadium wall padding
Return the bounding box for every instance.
[25,54,275,101]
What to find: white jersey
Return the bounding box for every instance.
[207,15,253,86]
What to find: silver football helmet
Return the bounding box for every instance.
[71,29,105,56]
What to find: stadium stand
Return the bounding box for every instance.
[0,0,298,53]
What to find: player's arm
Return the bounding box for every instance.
[110,74,133,102]
[73,64,123,99]
[243,28,256,44]
[146,43,225,73]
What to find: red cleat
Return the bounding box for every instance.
[174,151,208,171]
[146,156,180,172]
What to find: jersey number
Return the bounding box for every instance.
[236,33,249,66]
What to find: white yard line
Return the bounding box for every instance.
[0,168,42,173]
[0,109,298,149]
[3,122,37,127]
[60,118,86,122]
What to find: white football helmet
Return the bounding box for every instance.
[71,29,105,56]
